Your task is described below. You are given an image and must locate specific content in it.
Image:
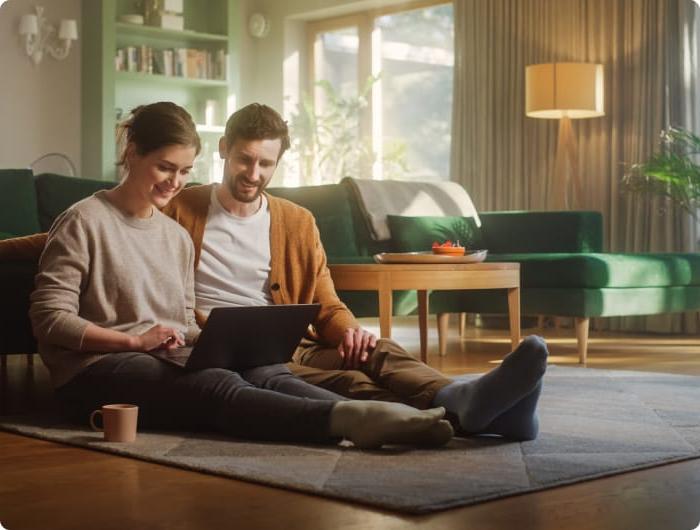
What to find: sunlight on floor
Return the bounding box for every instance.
[357,315,700,376]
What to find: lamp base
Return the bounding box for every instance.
[553,116,583,209]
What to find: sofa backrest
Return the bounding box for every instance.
[19,171,604,257]
[267,183,362,258]
[29,175,364,259]
[35,173,116,231]
[479,210,603,253]
[0,169,42,237]
[338,179,395,257]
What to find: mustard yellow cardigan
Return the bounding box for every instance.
[163,184,358,345]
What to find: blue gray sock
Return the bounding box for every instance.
[481,380,543,440]
[432,335,548,433]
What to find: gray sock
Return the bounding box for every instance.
[329,401,453,449]
[481,380,543,441]
[432,335,548,433]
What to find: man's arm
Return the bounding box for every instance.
[310,221,360,345]
[307,220,378,367]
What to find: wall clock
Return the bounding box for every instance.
[248,13,270,39]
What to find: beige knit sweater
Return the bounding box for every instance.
[29,191,199,388]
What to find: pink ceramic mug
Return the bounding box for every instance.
[89,404,139,442]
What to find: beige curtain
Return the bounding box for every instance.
[451,0,700,333]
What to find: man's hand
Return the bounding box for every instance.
[134,325,185,352]
[338,327,377,369]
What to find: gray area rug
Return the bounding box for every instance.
[1,365,699,514]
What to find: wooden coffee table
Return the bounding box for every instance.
[328,262,520,363]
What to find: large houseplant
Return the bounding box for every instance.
[287,76,407,184]
[623,127,700,216]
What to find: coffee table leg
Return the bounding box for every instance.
[378,273,393,339]
[417,290,428,363]
[508,287,521,349]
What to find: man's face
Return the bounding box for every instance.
[219,137,282,204]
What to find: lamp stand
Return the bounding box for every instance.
[553,116,583,209]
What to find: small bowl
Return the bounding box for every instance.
[432,246,466,256]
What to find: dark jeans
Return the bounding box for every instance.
[55,352,345,444]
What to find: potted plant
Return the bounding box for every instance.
[623,127,700,216]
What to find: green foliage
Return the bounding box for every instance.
[623,127,700,216]
[287,75,408,183]
[452,218,481,247]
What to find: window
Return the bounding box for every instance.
[374,5,454,181]
[295,1,453,184]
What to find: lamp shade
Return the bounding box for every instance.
[59,19,78,40]
[19,14,38,35]
[526,62,604,119]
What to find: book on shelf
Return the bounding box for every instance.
[115,46,227,81]
[160,0,184,14]
[151,12,184,31]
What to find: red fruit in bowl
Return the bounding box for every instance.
[431,240,465,255]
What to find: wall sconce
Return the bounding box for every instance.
[18,6,78,66]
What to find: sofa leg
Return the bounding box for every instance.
[437,313,449,356]
[537,315,545,329]
[459,313,467,338]
[575,317,590,364]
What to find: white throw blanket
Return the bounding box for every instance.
[345,177,481,241]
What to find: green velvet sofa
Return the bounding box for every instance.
[2,169,700,365]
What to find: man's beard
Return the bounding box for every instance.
[226,173,265,203]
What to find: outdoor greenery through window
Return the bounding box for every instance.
[288,1,454,185]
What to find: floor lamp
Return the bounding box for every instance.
[525,62,605,209]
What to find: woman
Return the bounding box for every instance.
[29,101,453,449]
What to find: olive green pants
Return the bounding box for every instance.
[290,338,452,409]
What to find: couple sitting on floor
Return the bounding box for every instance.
[21,101,548,449]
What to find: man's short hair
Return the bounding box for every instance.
[223,103,291,161]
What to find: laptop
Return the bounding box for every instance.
[184,303,321,372]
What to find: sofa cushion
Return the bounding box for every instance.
[488,252,700,288]
[430,285,700,318]
[387,215,482,252]
[0,169,41,236]
[35,173,116,231]
[479,211,603,253]
[267,184,359,258]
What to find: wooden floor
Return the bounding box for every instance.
[2,317,700,530]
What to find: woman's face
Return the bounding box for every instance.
[126,143,197,209]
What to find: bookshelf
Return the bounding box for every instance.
[81,0,240,182]
[114,22,229,42]
[115,72,229,87]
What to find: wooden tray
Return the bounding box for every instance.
[373,250,488,264]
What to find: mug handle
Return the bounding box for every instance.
[89,409,103,432]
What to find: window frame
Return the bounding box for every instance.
[305,0,452,180]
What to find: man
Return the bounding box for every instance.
[163,103,548,440]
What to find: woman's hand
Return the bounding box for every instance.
[133,325,185,352]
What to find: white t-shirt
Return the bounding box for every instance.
[195,186,272,315]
